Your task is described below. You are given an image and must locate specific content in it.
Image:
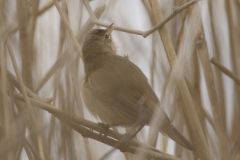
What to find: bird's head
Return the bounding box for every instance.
[82,23,117,61]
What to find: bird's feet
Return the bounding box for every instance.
[119,133,135,152]
[97,122,110,138]
[97,122,110,130]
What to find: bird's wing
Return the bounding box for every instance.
[87,56,153,120]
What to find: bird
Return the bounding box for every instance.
[81,23,195,151]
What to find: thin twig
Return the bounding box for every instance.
[197,39,229,160]
[7,41,46,160]
[13,92,184,160]
[34,4,105,93]
[0,40,10,133]
[147,0,212,160]
[53,0,82,59]
[225,0,240,144]
[143,0,201,37]
[82,0,200,37]
[1,0,57,37]
[208,0,227,134]
[23,141,34,160]
[13,93,159,153]
[61,119,183,160]
[210,58,240,85]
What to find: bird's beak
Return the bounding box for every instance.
[107,23,115,35]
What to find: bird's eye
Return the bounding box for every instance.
[105,34,110,39]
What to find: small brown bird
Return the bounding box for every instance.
[81,24,195,151]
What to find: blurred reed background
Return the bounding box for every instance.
[0,0,239,160]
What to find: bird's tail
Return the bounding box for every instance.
[161,122,196,151]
